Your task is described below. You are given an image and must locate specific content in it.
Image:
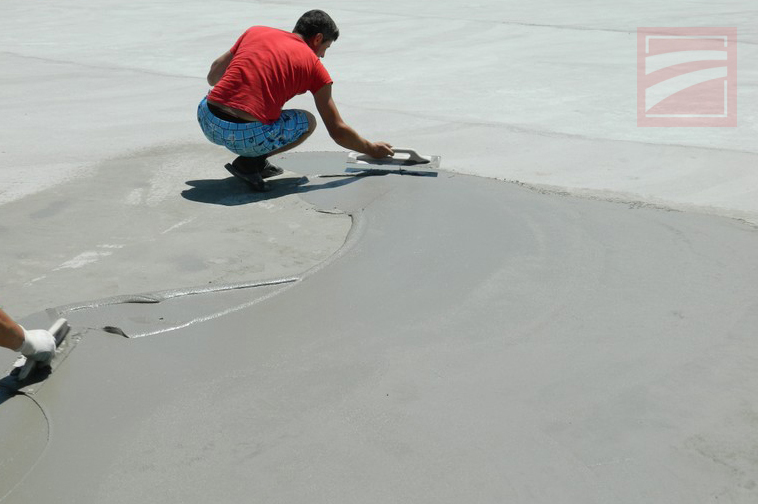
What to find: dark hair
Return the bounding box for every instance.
[293,10,339,42]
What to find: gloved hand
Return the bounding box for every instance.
[17,327,57,362]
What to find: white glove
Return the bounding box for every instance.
[17,327,57,362]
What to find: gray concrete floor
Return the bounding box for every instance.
[3,153,758,503]
[2,1,758,502]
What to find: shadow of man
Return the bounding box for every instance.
[181,173,373,206]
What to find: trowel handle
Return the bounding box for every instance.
[392,148,427,163]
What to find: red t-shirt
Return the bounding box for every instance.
[208,27,332,124]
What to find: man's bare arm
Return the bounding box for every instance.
[207,51,234,86]
[314,84,393,158]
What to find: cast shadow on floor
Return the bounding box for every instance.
[181,172,376,206]
[182,167,439,206]
[0,366,51,407]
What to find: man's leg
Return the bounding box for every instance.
[266,110,317,156]
[198,97,317,165]
[229,110,317,189]
[232,110,317,169]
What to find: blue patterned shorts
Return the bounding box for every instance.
[197,97,310,157]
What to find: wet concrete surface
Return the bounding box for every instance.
[2,153,758,503]
[1,147,350,317]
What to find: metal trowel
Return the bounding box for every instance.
[347,148,441,170]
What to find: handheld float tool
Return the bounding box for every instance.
[12,318,71,382]
[318,148,441,178]
[348,148,440,169]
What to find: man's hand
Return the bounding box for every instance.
[366,142,394,159]
[18,328,56,362]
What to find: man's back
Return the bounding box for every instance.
[208,26,331,124]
